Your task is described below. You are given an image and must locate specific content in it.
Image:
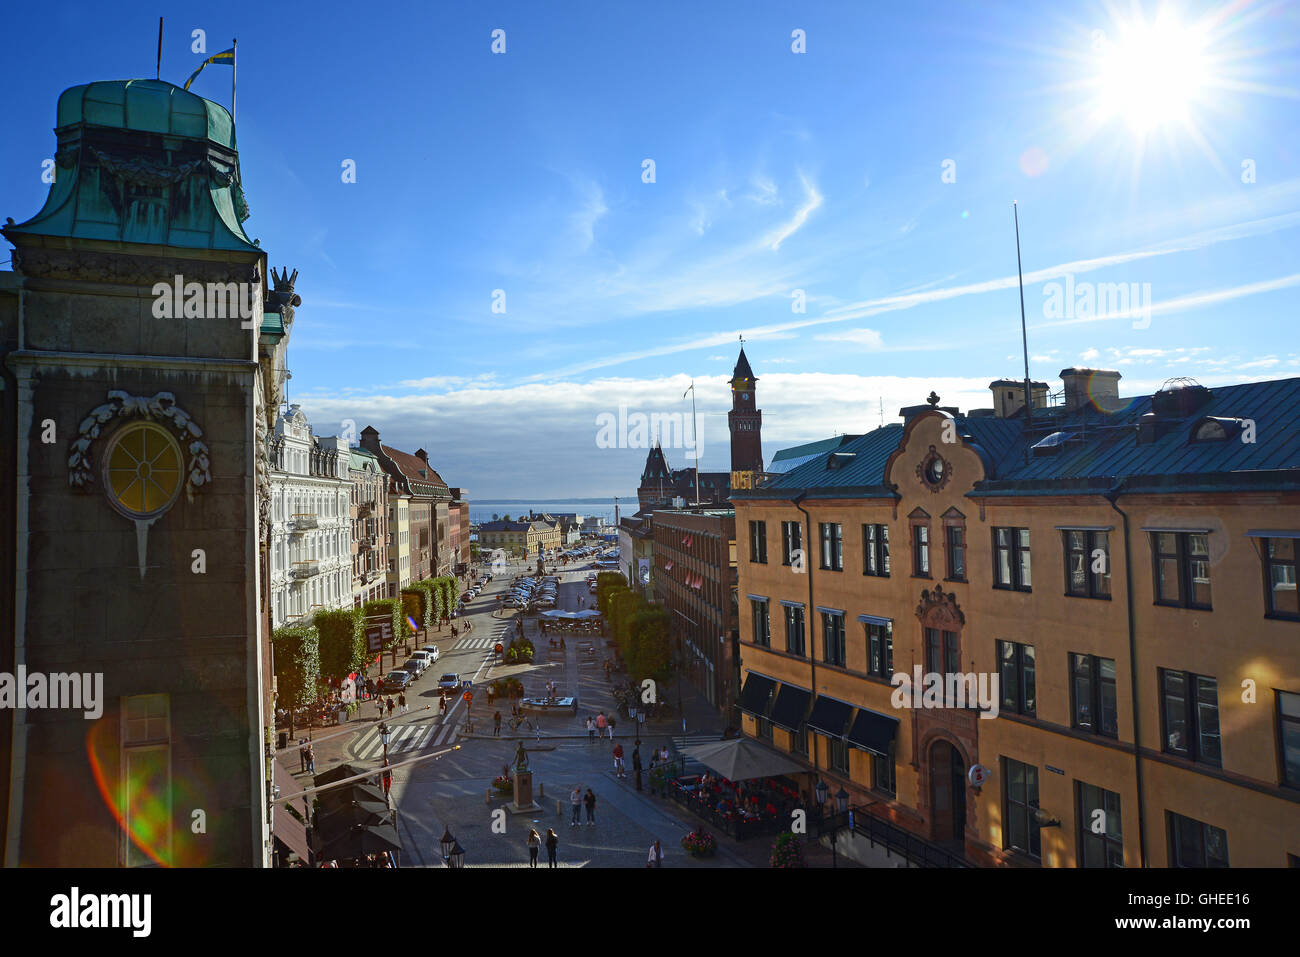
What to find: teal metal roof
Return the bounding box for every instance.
[769,434,863,473]
[4,79,256,252]
[259,312,284,338]
[737,376,1300,500]
[57,79,236,149]
[349,448,380,470]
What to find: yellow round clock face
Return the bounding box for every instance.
[104,421,184,518]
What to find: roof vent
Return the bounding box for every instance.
[826,452,857,470]
[1152,378,1213,418]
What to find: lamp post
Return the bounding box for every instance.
[379,722,392,806]
[440,827,465,868]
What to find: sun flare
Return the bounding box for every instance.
[1095,9,1212,135]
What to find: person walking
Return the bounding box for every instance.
[545,827,558,868]
[375,695,384,720]
[647,839,664,868]
[569,786,582,827]
[493,710,502,736]
[613,742,625,778]
[632,745,643,791]
[386,697,395,717]
[583,787,597,826]
[608,715,616,739]
[526,828,541,868]
[398,692,407,714]
[586,716,595,742]
[305,743,316,774]
[596,712,608,739]
[440,695,448,717]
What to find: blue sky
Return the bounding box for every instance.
[4,0,1299,497]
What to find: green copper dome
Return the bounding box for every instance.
[3,78,255,251]
[57,79,236,149]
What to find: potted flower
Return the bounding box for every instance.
[681,830,717,858]
[769,833,806,868]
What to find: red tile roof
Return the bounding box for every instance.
[380,444,448,487]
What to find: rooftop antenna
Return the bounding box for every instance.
[1014,201,1033,464]
[879,396,884,429]
[156,18,163,80]
[683,380,701,506]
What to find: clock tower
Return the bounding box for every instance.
[728,346,764,490]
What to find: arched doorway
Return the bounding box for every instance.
[929,739,966,844]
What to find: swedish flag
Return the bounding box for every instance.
[183,47,235,91]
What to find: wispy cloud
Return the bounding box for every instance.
[815,328,884,348]
[764,173,823,250]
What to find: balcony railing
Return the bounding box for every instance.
[289,513,319,532]
[291,560,320,579]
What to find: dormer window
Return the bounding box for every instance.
[1190,416,1245,443]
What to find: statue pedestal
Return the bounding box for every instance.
[509,770,540,814]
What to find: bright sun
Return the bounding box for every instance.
[1096,10,1212,135]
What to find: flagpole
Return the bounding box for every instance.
[156,18,163,80]
[231,38,237,123]
[1014,200,1033,462]
[691,380,700,506]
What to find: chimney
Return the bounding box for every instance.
[989,379,1049,419]
[1060,368,1122,413]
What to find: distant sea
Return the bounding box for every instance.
[469,499,633,526]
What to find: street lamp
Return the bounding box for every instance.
[440,827,465,868]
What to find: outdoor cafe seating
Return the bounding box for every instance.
[667,771,802,840]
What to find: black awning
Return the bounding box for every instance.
[770,683,811,731]
[739,672,777,717]
[807,695,853,737]
[845,708,899,757]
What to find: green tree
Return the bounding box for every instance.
[608,588,641,649]
[625,605,674,688]
[273,624,320,736]
[315,608,364,682]
[363,598,407,666]
[596,571,628,616]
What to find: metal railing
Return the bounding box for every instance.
[818,804,972,868]
[291,561,320,579]
[290,513,319,532]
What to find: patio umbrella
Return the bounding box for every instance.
[313,763,371,789]
[314,822,402,861]
[314,799,392,837]
[681,737,808,781]
[316,781,387,810]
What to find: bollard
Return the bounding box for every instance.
[539,782,544,800]
[557,799,562,817]
[486,788,491,805]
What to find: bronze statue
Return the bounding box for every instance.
[513,741,529,772]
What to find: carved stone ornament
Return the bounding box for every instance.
[68,391,211,502]
[915,587,965,627]
[11,246,259,288]
[916,445,952,493]
[255,389,272,545]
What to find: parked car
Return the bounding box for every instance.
[402,657,428,677]
[420,644,442,663]
[409,650,436,670]
[379,670,412,693]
